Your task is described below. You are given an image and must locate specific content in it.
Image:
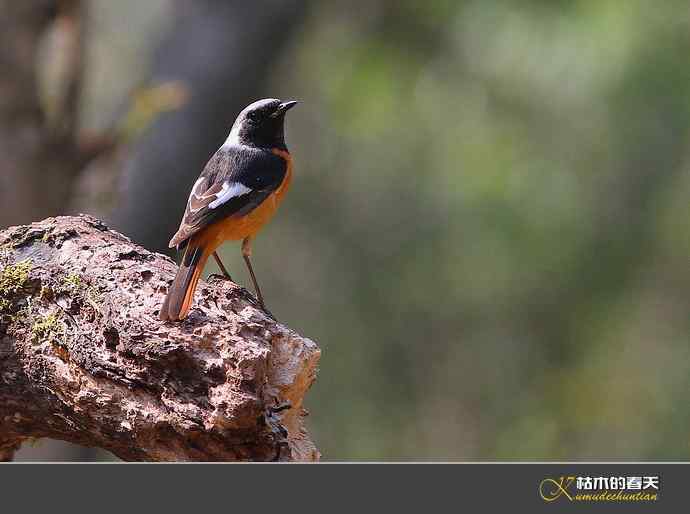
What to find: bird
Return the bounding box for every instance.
[159,98,298,321]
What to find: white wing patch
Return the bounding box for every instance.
[187,177,207,213]
[209,181,252,209]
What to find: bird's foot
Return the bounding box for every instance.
[269,401,292,414]
[259,302,276,321]
[208,273,234,282]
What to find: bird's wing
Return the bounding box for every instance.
[169,145,287,248]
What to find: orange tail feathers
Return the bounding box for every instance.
[160,240,211,321]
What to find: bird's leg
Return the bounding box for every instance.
[241,236,274,318]
[212,251,233,281]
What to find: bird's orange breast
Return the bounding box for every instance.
[212,148,292,242]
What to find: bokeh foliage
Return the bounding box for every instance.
[253,0,690,459]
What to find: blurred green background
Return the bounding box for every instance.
[3,0,690,461]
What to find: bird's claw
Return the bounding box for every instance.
[208,273,234,282]
[260,303,276,321]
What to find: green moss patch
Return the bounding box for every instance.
[0,260,32,312]
[31,312,64,344]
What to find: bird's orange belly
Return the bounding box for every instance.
[212,149,292,243]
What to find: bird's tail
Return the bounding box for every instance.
[160,239,210,321]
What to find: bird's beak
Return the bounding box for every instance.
[277,100,299,113]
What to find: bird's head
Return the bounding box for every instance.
[227,98,298,150]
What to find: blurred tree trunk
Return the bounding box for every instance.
[0,0,91,228]
[108,0,309,253]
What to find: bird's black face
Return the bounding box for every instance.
[232,98,298,150]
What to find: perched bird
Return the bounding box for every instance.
[159,98,298,321]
